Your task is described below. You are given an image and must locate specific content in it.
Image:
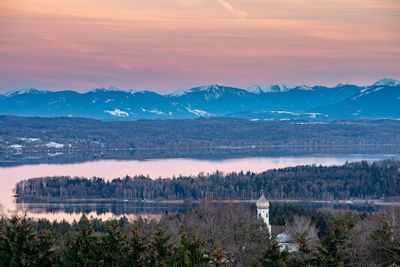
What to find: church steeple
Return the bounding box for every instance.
[256,191,271,237]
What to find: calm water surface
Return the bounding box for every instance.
[0,154,396,221]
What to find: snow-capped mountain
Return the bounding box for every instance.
[0,79,399,120]
[89,86,136,94]
[372,78,400,87]
[245,84,311,94]
[4,88,47,97]
[311,79,400,119]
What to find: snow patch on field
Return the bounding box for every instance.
[9,144,23,148]
[48,152,63,157]
[186,107,209,117]
[105,109,129,117]
[17,138,40,142]
[269,110,320,118]
[46,142,64,148]
[270,110,299,116]
[140,107,164,115]
[149,109,164,115]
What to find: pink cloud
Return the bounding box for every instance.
[0,0,399,92]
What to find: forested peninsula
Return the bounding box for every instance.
[15,160,400,202]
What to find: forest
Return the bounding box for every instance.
[1,202,399,266]
[15,160,400,202]
[2,116,400,165]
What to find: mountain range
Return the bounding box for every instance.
[0,78,399,120]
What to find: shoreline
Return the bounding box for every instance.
[14,198,400,207]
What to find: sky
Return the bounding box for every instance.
[0,0,399,94]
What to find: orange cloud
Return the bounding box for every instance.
[218,0,248,19]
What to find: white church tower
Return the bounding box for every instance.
[256,191,271,237]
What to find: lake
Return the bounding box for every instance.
[0,154,398,221]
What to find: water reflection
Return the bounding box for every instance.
[13,200,397,223]
[17,211,163,223]
[2,144,400,167]
[16,201,194,216]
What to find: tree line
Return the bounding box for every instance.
[15,160,400,201]
[2,116,400,166]
[1,202,399,266]
[4,117,400,150]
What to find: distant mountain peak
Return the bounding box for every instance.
[4,88,46,97]
[245,84,312,94]
[168,84,225,97]
[89,86,136,94]
[246,85,273,94]
[2,79,400,120]
[272,84,297,92]
[298,85,313,91]
[191,84,221,92]
[373,78,400,87]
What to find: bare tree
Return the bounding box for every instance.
[285,215,319,250]
[342,209,400,266]
[162,201,270,266]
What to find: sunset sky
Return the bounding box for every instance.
[0,0,399,93]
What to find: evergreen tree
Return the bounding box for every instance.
[208,245,226,267]
[142,226,173,267]
[0,215,56,267]
[172,230,208,266]
[125,226,147,266]
[258,238,289,267]
[101,219,127,267]
[62,216,100,266]
[313,212,357,266]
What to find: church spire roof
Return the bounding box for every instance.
[256,191,269,209]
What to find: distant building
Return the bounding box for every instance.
[276,233,298,252]
[256,191,271,237]
[9,144,23,155]
[256,192,298,252]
